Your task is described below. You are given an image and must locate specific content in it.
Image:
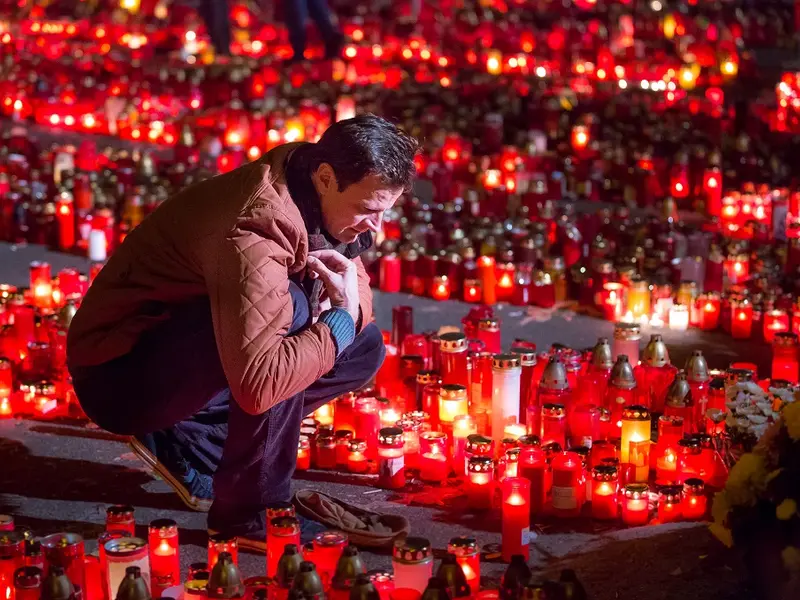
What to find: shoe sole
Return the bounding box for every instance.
[208,529,266,553]
[128,437,213,513]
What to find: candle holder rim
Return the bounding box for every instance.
[103,536,146,556]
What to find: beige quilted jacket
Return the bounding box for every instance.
[66,143,374,415]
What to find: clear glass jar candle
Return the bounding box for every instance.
[392,537,433,594]
[492,354,522,446]
[378,427,406,490]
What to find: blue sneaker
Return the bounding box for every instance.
[130,432,214,512]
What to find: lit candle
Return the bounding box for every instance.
[296,436,311,471]
[731,299,753,340]
[208,533,238,568]
[346,439,369,474]
[668,305,689,331]
[681,478,707,520]
[29,262,53,311]
[447,537,480,593]
[501,478,531,562]
[266,517,299,578]
[590,465,619,520]
[629,440,650,483]
[477,257,497,305]
[491,355,522,447]
[379,406,402,429]
[148,519,180,595]
[311,531,348,588]
[392,538,433,594]
[439,385,469,427]
[658,486,682,523]
[503,423,527,441]
[463,279,482,303]
[314,403,335,427]
[452,415,476,477]
[627,279,651,321]
[430,276,451,302]
[104,538,149,600]
[315,433,337,470]
[621,484,650,526]
[696,294,721,331]
[419,432,449,483]
[599,282,625,321]
[571,125,589,151]
[655,446,678,482]
[106,505,136,536]
[467,457,495,510]
[377,427,406,490]
[620,406,651,464]
[763,309,790,344]
[551,452,583,518]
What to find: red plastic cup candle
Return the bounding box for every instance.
[696,294,721,331]
[335,430,354,468]
[619,406,651,464]
[477,257,497,305]
[419,431,449,483]
[599,282,626,322]
[296,436,311,471]
[378,427,406,490]
[519,446,548,514]
[103,537,148,600]
[148,519,180,595]
[105,506,136,537]
[621,483,650,526]
[438,332,469,387]
[551,452,584,517]
[315,433,337,470]
[447,537,480,593]
[772,333,799,383]
[463,279,482,303]
[591,465,619,520]
[763,309,790,344]
[731,299,754,339]
[13,566,42,600]
[540,404,567,448]
[430,276,451,301]
[347,439,369,474]
[29,262,52,311]
[41,533,85,594]
[681,478,707,520]
[467,456,495,510]
[501,478,531,562]
[208,533,238,568]
[657,485,682,523]
[452,415,477,477]
[312,531,348,588]
[266,517,299,578]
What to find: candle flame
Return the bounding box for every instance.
[506,492,526,506]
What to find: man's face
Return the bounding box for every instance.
[314,164,404,244]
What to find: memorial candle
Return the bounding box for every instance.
[501,478,531,562]
[466,457,495,510]
[477,256,497,305]
[335,431,354,468]
[105,505,136,537]
[430,276,451,301]
[540,404,567,448]
[447,537,479,593]
[297,436,311,471]
[419,432,449,483]
[772,333,799,383]
[315,433,337,470]
[731,299,753,340]
[378,427,406,490]
[148,519,179,596]
[104,538,149,600]
[29,262,52,311]
[347,439,369,474]
[696,294,721,331]
[41,533,85,595]
[491,354,521,446]
[658,486,683,523]
[551,452,583,518]
[266,518,299,579]
[208,533,238,568]
[439,385,469,427]
[621,484,650,526]
[590,465,619,520]
[477,320,501,354]
[392,538,432,595]
[763,309,790,344]
[626,278,651,321]
[463,279,482,303]
[612,323,641,364]
[681,478,707,520]
[311,532,348,588]
[452,415,476,477]
[13,566,42,600]
[313,403,335,428]
[629,441,650,483]
[439,332,469,387]
[619,406,651,464]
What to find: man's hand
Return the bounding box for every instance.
[306,250,360,324]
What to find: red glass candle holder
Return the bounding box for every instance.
[311,531,348,589]
[731,299,754,340]
[681,478,707,520]
[378,427,406,490]
[379,254,401,293]
[297,436,311,471]
[591,464,619,520]
[501,478,531,562]
[208,534,238,568]
[105,506,136,537]
[315,433,337,470]
[540,403,567,447]
[266,518,299,579]
[14,566,42,600]
[657,486,683,523]
[41,533,85,595]
[419,432,449,483]
[447,537,479,593]
[347,439,369,474]
[551,452,583,517]
[463,279,482,303]
[466,457,495,510]
[335,430,354,469]
[772,332,799,383]
[621,484,650,526]
[148,519,180,594]
[438,333,469,387]
[519,446,548,515]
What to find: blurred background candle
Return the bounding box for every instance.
[621,484,650,526]
[627,279,651,321]
[629,440,650,483]
[668,305,689,331]
[612,323,641,364]
[297,437,311,471]
[696,294,721,330]
[501,478,531,562]
[477,320,501,354]
[446,537,479,593]
[540,403,567,448]
[311,531,348,588]
[477,257,497,305]
[763,309,790,344]
[591,465,619,520]
[431,276,451,301]
[731,299,754,339]
[772,333,799,383]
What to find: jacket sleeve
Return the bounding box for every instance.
[353,255,373,333]
[204,210,338,415]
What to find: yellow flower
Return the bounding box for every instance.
[711,491,730,525]
[783,402,800,441]
[709,523,733,548]
[777,499,797,521]
[725,453,768,507]
[782,546,800,571]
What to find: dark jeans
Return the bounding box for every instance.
[72,282,384,532]
[284,0,340,59]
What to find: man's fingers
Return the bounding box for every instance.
[309,250,353,273]
[306,256,337,286]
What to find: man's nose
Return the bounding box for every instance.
[365,213,383,233]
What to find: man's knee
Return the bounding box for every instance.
[347,323,386,376]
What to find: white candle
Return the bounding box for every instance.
[105,538,150,600]
[88,229,108,262]
[491,355,521,446]
[668,305,689,331]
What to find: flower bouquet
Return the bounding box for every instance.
[710,400,800,599]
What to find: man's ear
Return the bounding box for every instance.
[316,163,338,193]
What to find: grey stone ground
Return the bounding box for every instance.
[0,242,755,599]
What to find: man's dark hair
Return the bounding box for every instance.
[309,114,419,192]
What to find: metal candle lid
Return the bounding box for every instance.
[684,350,709,383]
[659,485,683,504]
[683,478,705,495]
[613,322,641,341]
[665,372,691,406]
[439,332,468,353]
[517,435,540,448]
[107,505,135,520]
[477,319,500,332]
[590,337,613,369]
[104,537,146,557]
[439,384,468,401]
[623,483,649,499]
[416,370,441,385]
[492,354,521,370]
[541,403,566,418]
[467,456,493,472]
[539,357,568,390]
[447,536,478,555]
[621,405,650,421]
[208,552,246,599]
[642,335,669,368]
[465,435,493,454]
[270,516,300,535]
[610,356,636,389]
[378,427,404,445]
[393,537,432,563]
[42,533,83,556]
[510,346,537,366]
[591,464,619,480]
